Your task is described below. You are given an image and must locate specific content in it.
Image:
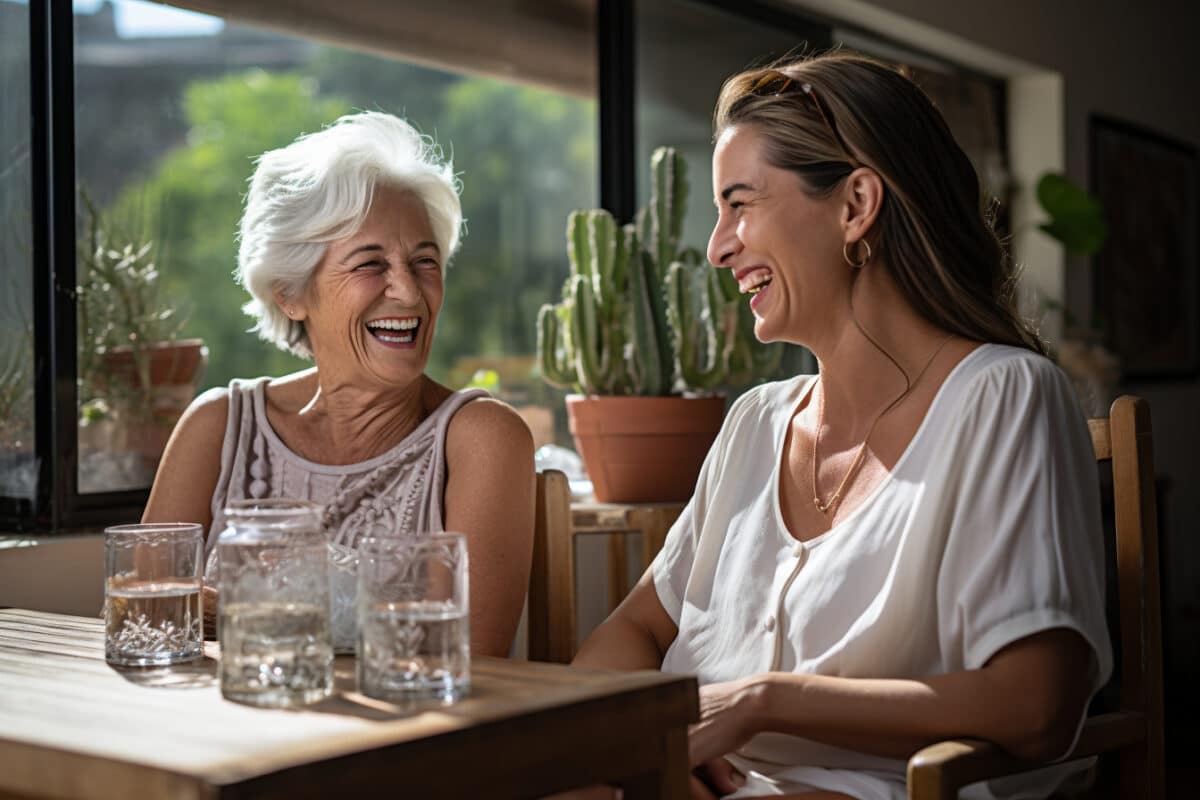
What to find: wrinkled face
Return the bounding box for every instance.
[707,125,845,345]
[293,186,444,389]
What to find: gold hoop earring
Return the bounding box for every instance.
[842,240,871,268]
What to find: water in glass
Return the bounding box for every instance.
[105,577,202,665]
[219,601,333,706]
[218,499,333,707]
[356,533,470,706]
[359,599,469,703]
[104,522,203,666]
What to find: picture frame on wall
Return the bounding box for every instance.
[1091,115,1200,380]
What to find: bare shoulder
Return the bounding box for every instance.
[446,396,534,457]
[176,385,231,440]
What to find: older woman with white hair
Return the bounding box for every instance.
[144,111,535,657]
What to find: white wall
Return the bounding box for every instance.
[0,535,105,616]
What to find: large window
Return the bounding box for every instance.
[3,0,595,528]
[70,0,597,495]
[0,0,35,510]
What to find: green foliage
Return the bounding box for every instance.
[432,79,596,378]
[1036,173,1107,255]
[538,147,783,397]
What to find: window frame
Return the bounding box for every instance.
[25,0,147,532]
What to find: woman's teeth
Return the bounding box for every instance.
[738,269,773,295]
[366,318,418,343]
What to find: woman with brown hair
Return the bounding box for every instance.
[572,53,1110,799]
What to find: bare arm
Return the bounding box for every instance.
[691,627,1095,766]
[443,398,535,658]
[142,387,228,530]
[572,567,678,670]
[142,387,228,636]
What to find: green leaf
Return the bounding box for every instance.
[1036,173,1108,255]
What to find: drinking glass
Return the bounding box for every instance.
[357,533,470,706]
[217,499,333,707]
[104,522,203,666]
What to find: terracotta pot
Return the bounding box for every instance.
[97,338,208,471]
[100,338,208,389]
[566,394,726,503]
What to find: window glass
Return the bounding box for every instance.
[0,0,36,503]
[73,0,597,492]
[635,0,825,380]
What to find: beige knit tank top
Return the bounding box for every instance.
[204,378,487,568]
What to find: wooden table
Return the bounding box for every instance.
[0,609,697,799]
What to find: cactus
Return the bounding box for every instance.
[538,146,783,396]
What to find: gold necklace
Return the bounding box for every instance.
[811,332,952,514]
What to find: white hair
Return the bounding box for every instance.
[236,111,462,358]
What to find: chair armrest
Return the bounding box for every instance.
[907,738,1027,800]
[906,712,1145,800]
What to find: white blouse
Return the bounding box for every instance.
[652,344,1112,800]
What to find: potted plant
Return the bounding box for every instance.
[537,147,782,502]
[77,196,207,487]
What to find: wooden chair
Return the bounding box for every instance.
[907,395,1166,799]
[527,469,685,663]
[528,469,574,663]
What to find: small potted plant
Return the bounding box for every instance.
[77,196,207,487]
[537,147,782,502]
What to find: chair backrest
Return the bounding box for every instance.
[528,469,573,663]
[1088,396,1165,798]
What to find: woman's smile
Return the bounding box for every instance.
[735,266,775,314]
[365,315,421,349]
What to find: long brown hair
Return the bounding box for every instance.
[714,52,1044,355]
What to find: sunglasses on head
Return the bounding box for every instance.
[745,69,856,165]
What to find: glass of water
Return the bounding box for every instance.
[357,532,470,706]
[217,499,333,707]
[104,522,204,666]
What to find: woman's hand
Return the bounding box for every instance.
[688,676,770,768]
[690,758,745,798]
